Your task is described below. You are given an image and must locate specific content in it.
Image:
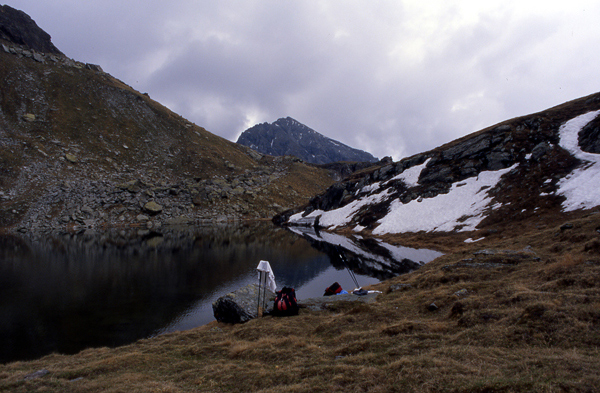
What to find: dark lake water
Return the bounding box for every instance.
[0,222,442,364]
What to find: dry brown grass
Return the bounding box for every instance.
[2,209,600,392]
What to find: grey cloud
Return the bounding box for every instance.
[7,1,600,160]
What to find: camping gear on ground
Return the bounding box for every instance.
[256,260,276,317]
[272,287,299,316]
[324,282,348,296]
[336,247,361,290]
[324,248,364,296]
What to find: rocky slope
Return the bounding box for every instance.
[236,116,378,165]
[0,8,335,233]
[276,92,600,238]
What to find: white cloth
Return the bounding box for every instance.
[256,260,276,293]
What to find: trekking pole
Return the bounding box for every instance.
[337,247,360,289]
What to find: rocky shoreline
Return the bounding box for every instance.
[5,155,312,234]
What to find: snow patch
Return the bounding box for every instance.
[319,189,392,229]
[385,158,431,187]
[373,165,517,234]
[360,181,382,194]
[288,209,325,226]
[464,237,485,243]
[556,110,600,211]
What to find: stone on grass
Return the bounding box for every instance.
[24,369,49,381]
[213,284,275,324]
[65,153,78,163]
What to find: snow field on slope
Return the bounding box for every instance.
[384,158,431,187]
[373,165,517,234]
[290,110,600,234]
[318,189,393,229]
[556,110,600,212]
[287,189,392,228]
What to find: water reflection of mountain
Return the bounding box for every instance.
[288,227,444,280]
[0,222,327,363]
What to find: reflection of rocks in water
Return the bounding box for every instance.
[0,222,438,364]
[0,221,314,364]
[289,227,443,280]
[327,242,421,280]
[18,220,288,254]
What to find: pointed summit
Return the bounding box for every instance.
[237,117,378,164]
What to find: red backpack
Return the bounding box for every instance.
[323,282,343,296]
[273,287,299,316]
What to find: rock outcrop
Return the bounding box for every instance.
[212,283,380,323]
[212,284,275,323]
[275,93,600,233]
[299,292,379,312]
[579,114,600,153]
[0,5,62,54]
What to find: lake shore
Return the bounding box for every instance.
[2,210,600,392]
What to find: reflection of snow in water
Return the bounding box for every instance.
[289,226,443,270]
[2,223,444,363]
[374,240,443,264]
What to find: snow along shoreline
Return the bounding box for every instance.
[289,110,600,235]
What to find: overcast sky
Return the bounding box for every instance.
[7,1,600,160]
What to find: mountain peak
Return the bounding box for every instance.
[0,5,62,54]
[237,118,378,165]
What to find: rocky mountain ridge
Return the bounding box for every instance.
[0,5,62,54]
[237,116,378,165]
[276,92,600,238]
[0,7,335,233]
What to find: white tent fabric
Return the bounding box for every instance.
[256,260,276,293]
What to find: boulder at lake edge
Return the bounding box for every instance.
[212,284,275,323]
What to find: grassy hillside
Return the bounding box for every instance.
[0,44,335,230]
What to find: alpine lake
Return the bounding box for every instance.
[0,221,443,364]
